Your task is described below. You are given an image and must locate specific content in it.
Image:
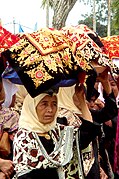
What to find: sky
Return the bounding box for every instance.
[0,0,91,33]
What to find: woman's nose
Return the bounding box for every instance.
[47,105,53,112]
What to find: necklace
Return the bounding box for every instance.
[37,132,51,140]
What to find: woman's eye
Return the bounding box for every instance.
[53,102,57,106]
[40,102,47,106]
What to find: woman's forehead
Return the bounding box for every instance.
[40,95,57,102]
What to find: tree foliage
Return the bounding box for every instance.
[112,0,119,33]
[78,0,119,36]
[78,14,107,37]
[41,0,119,35]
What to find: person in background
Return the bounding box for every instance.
[108,74,119,107]
[86,88,104,111]
[57,68,118,179]
[87,70,118,178]
[57,80,106,179]
[0,78,19,179]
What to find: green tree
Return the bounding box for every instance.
[112,0,119,34]
[93,0,119,35]
[78,0,119,36]
[78,14,107,37]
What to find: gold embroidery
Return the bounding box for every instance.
[25,28,69,55]
[37,132,51,140]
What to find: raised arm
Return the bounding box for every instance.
[74,84,93,122]
[96,68,112,95]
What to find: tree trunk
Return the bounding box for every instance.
[46,0,50,27]
[52,0,77,29]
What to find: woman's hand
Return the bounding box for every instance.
[96,68,112,95]
[100,167,108,179]
[0,158,14,179]
[74,84,93,122]
[96,68,109,83]
[73,84,86,111]
[75,84,86,101]
[105,120,112,127]
[0,172,6,179]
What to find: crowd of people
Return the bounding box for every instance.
[0,23,119,179]
[0,65,119,179]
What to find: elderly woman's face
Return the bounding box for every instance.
[36,95,57,124]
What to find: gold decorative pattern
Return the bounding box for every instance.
[25,28,69,55]
[0,25,20,53]
[61,26,119,74]
[7,31,91,91]
[3,27,102,97]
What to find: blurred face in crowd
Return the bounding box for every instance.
[87,97,104,110]
[109,78,118,98]
[36,95,57,125]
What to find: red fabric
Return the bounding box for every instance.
[0,26,20,53]
[100,35,119,60]
[78,71,86,84]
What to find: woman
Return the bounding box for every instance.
[57,69,118,179]
[57,84,102,179]
[13,84,100,179]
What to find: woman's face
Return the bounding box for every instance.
[36,95,57,124]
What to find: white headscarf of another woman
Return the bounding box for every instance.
[57,84,82,115]
[19,92,58,133]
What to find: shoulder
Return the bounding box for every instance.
[14,128,36,141]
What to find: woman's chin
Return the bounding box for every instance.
[42,118,54,125]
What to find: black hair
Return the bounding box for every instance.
[44,86,59,96]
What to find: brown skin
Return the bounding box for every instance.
[0,158,14,179]
[87,97,105,111]
[100,167,108,179]
[91,61,107,74]
[117,76,119,90]
[108,73,119,98]
[36,95,57,125]
[73,84,93,122]
[0,172,6,179]
[96,68,112,95]
[95,69,113,127]
[9,94,16,108]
